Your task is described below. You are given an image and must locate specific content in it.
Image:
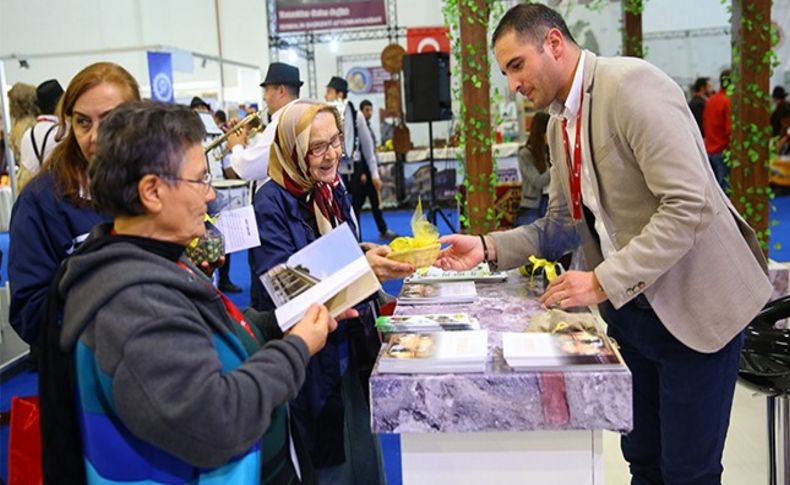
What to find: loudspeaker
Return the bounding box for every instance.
[403,52,452,123]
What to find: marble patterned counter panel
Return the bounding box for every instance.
[370,274,633,434]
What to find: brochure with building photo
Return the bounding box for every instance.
[502,331,626,372]
[375,313,481,333]
[404,263,508,284]
[260,222,380,332]
[397,281,478,305]
[377,330,489,374]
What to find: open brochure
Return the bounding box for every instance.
[502,331,626,372]
[397,281,478,305]
[378,330,489,374]
[376,313,481,333]
[404,263,508,284]
[260,223,381,332]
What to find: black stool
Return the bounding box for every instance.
[739,295,790,485]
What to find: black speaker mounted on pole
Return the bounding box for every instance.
[402,51,456,232]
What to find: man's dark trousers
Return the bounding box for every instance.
[602,295,743,485]
[351,161,387,235]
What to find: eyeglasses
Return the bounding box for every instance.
[159,172,213,192]
[307,133,343,158]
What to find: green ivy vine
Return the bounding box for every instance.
[721,0,780,252]
[442,0,506,232]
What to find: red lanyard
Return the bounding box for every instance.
[177,262,260,345]
[561,88,584,221]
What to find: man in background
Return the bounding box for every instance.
[18,79,64,191]
[353,99,397,240]
[771,86,790,137]
[688,76,711,137]
[227,62,301,188]
[325,76,357,186]
[703,69,732,191]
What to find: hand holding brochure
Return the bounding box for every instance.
[260,223,381,332]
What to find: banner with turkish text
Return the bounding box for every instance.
[276,0,386,33]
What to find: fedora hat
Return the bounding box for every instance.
[260,62,304,88]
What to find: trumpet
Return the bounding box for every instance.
[204,108,268,156]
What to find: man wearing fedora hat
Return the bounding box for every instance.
[227,62,302,186]
[226,62,302,307]
[19,79,64,191]
[771,86,790,137]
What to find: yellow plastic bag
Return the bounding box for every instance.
[387,199,441,268]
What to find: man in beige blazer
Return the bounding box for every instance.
[436,4,772,484]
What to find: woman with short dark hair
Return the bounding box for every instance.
[41,100,339,483]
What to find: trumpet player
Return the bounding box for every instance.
[226,62,302,187]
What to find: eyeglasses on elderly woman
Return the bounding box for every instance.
[307,132,343,158]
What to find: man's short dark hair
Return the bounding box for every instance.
[359,100,373,110]
[284,84,300,98]
[90,101,205,217]
[214,109,227,124]
[492,3,577,49]
[719,69,732,91]
[692,77,710,93]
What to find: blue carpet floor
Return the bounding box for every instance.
[0,198,787,484]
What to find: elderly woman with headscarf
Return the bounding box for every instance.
[39,100,341,484]
[252,100,411,483]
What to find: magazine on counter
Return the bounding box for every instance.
[397,281,478,305]
[404,262,508,284]
[377,330,489,374]
[260,223,380,332]
[502,330,626,372]
[375,313,481,333]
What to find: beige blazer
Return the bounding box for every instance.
[490,51,772,353]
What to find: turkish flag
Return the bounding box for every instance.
[406,27,451,54]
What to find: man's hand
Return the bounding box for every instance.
[225,125,248,151]
[435,234,485,271]
[366,245,415,281]
[539,271,608,309]
[372,177,382,192]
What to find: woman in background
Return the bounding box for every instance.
[515,111,551,227]
[7,82,38,164]
[9,62,140,345]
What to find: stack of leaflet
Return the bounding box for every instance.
[375,313,481,333]
[404,262,508,284]
[502,331,625,372]
[377,330,489,374]
[397,281,478,305]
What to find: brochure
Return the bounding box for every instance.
[404,262,508,284]
[260,223,380,332]
[377,330,489,374]
[502,330,626,372]
[397,281,478,305]
[375,313,481,333]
